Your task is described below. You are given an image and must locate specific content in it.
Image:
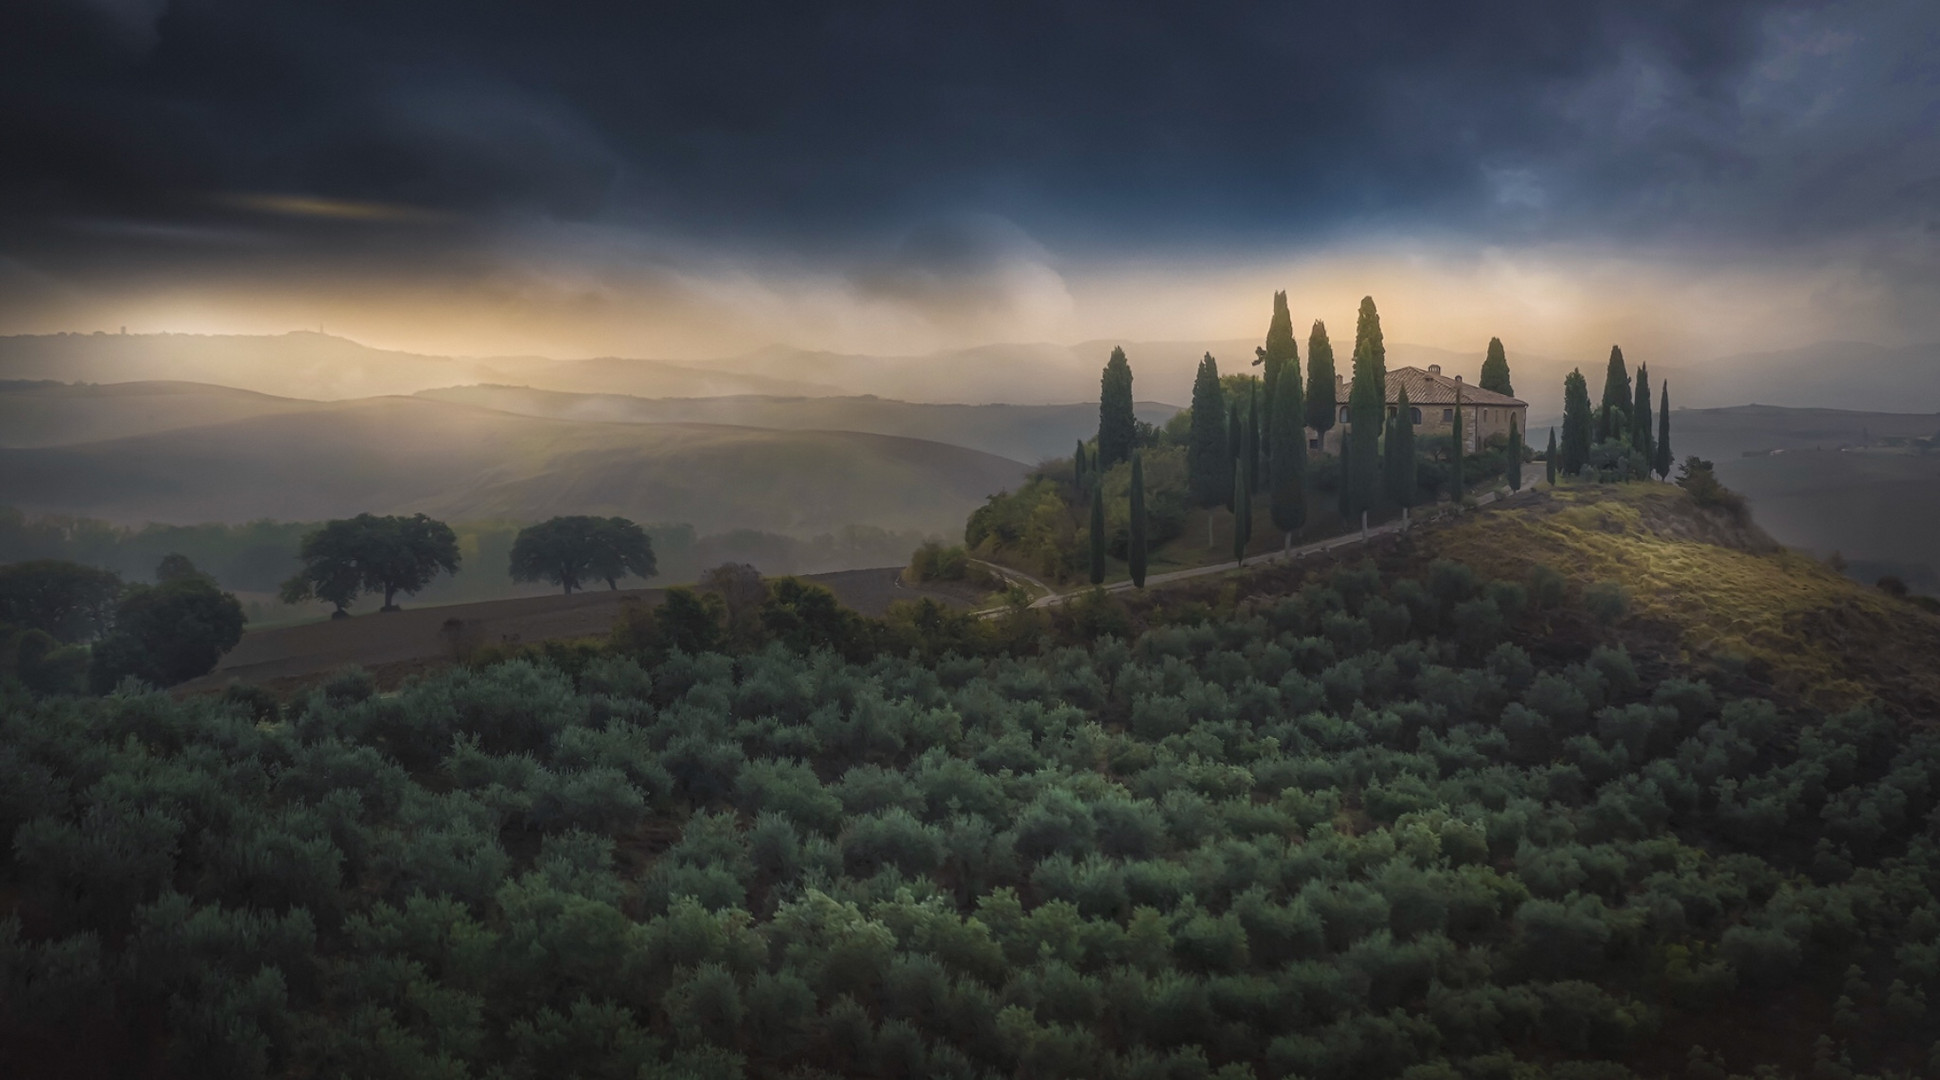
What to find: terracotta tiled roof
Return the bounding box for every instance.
[1338,366,1525,407]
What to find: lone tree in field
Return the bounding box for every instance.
[1599,345,1632,444]
[1547,427,1558,484]
[1253,291,1298,460]
[1098,346,1137,469]
[1480,337,1514,396]
[1562,368,1594,475]
[1656,381,1673,480]
[1269,349,1307,548]
[1128,453,1149,588]
[1187,353,1229,546]
[510,516,657,594]
[1632,363,1654,461]
[1305,319,1337,447]
[1508,415,1524,492]
[1088,484,1107,585]
[1385,385,1416,511]
[282,513,460,614]
[1346,296,1387,518]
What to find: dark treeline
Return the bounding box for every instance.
[0,508,927,608]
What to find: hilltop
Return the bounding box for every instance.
[1408,483,1940,716]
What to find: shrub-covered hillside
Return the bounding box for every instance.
[7,500,1940,1080]
[1414,484,1940,717]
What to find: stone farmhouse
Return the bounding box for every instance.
[1316,364,1527,454]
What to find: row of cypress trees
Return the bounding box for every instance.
[1193,295,1474,558]
[1556,347,1673,479]
[1099,295,1544,578]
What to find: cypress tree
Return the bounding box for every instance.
[1508,415,1523,492]
[1562,368,1594,475]
[1269,349,1308,547]
[1088,484,1106,585]
[1450,387,1465,502]
[1305,320,1337,445]
[1598,345,1631,444]
[1187,353,1228,534]
[1232,458,1252,564]
[1480,336,1514,396]
[1387,385,1416,509]
[1129,453,1148,587]
[1546,427,1558,484]
[1227,399,1242,509]
[1655,381,1673,480]
[1632,363,1653,464]
[1346,296,1387,516]
[1248,379,1264,492]
[1074,440,1087,488]
[1255,291,1298,461]
[1098,346,1136,469]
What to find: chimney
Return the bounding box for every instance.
[1427,363,1441,375]
[1334,373,1345,400]
[1454,374,1463,383]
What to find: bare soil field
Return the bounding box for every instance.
[182,567,972,692]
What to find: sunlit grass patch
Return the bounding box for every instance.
[1428,482,1940,713]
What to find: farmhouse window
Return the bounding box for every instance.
[1411,407,1422,424]
[1442,408,1454,421]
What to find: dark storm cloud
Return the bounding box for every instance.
[0,0,1932,276]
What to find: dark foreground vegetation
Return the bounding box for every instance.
[6,488,1940,1080]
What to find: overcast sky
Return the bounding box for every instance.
[2,0,1935,363]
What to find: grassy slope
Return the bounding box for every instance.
[1419,483,1940,716]
[0,396,1029,536]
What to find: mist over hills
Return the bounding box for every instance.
[0,332,839,401]
[0,380,318,448]
[416,385,1180,463]
[0,395,1026,536]
[0,331,1558,409]
[1674,341,1940,413]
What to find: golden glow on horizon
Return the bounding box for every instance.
[0,241,1907,377]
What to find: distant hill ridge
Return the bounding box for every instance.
[0,393,1028,535]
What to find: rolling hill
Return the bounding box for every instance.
[0,332,841,401]
[0,396,1028,536]
[0,379,323,447]
[415,385,1180,462]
